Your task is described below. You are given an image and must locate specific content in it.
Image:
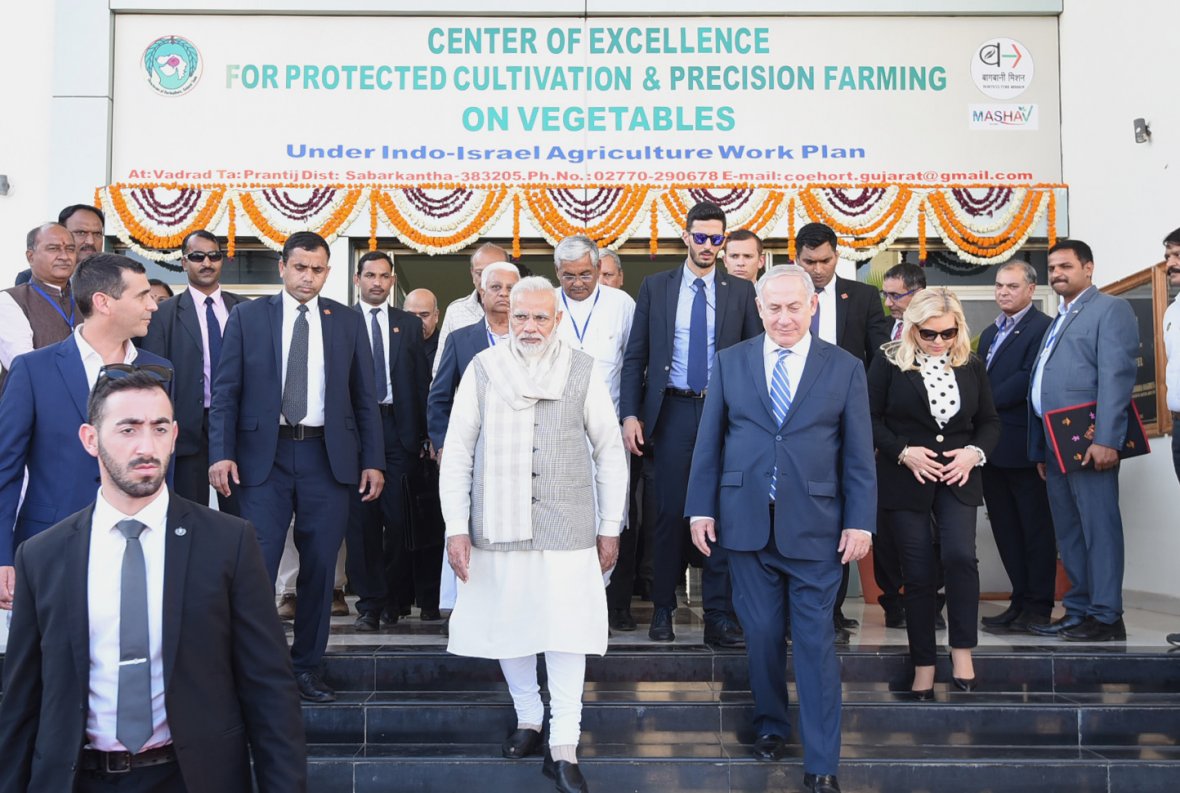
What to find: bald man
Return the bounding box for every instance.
[0,224,79,373]
[404,288,441,363]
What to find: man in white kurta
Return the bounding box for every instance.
[440,277,627,793]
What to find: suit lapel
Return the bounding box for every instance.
[746,336,777,426]
[386,307,404,371]
[714,273,731,344]
[320,301,335,379]
[833,277,850,344]
[67,506,95,703]
[161,494,192,687]
[904,368,931,414]
[1043,290,1094,365]
[268,294,284,378]
[780,341,831,431]
[664,267,680,349]
[57,336,91,421]
[175,290,203,352]
[988,309,1036,368]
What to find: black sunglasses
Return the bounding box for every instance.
[184,251,224,263]
[98,363,174,385]
[917,327,959,342]
[689,232,726,246]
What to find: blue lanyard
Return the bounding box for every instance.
[29,283,75,329]
[486,325,498,346]
[561,288,601,344]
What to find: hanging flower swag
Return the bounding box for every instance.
[98,182,1065,265]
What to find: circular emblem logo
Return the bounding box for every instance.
[143,36,202,96]
[970,37,1034,99]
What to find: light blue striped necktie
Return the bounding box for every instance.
[769,348,792,501]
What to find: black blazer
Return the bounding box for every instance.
[426,319,490,449]
[139,288,248,456]
[977,306,1053,468]
[355,304,430,453]
[832,276,893,367]
[868,353,1001,509]
[620,264,761,434]
[0,494,306,793]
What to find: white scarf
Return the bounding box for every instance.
[479,337,572,544]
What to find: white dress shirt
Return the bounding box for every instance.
[1166,293,1180,413]
[189,285,229,407]
[814,283,838,345]
[279,289,326,426]
[554,284,636,415]
[74,324,139,386]
[1030,288,1086,417]
[87,487,171,752]
[669,265,716,390]
[359,302,393,405]
[432,290,485,376]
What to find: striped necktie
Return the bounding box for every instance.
[769,348,792,501]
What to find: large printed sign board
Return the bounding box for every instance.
[113,15,1060,186]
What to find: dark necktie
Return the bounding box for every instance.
[204,296,222,377]
[116,518,153,754]
[892,321,902,341]
[282,304,309,425]
[688,278,707,393]
[370,307,388,402]
[810,287,823,337]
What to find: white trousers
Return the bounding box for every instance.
[499,652,587,748]
[276,520,347,595]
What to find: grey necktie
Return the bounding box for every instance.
[282,304,309,425]
[116,518,153,754]
[370,308,388,402]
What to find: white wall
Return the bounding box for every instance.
[1060,0,1180,610]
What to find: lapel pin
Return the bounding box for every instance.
[841,293,849,299]
[323,309,331,315]
[174,527,187,536]
[393,327,400,333]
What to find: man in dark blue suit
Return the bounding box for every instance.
[139,229,248,511]
[978,260,1056,633]
[0,253,171,610]
[208,231,385,702]
[620,201,761,645]
[686,265,876,793]
[346,251,434,630]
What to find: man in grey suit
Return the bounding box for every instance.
[1028,240,1138,642]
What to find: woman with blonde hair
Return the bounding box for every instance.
[867,288,1000,699]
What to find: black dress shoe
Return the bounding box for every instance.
[1029,614,1086,636]
[353,611,380,632]
[884,610,906,629]
[704,618,745,649]
[835,611,859,630]
[803,772,842,793]
[833,625,851,645]
[752,733,788,761]
[542,750,589,793]
[648,606,675,642]
[895,688,934,702]
[380,609,399,626]
[981,603,1022,627]
[295,671,336,703]
[1060,616,1127,642]
[502,727,543,759]
[609,607,637,632]
[419,607,442,622]
[1005,611,1051,634]
[952,677,978,692]
[1167,632,1180,647]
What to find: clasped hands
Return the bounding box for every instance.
[900,446,981,487]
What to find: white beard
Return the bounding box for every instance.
[510,330,555,366]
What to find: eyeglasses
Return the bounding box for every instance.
[917,327,959,342]
[510,312,554,325]
[98,363,174,385]
[184,251,224,263]
[558,273,595,284]
[689,232,726,246]
[880,288,920,303]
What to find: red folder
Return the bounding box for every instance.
[1044,401,1150,474]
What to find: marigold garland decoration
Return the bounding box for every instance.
[226,200,236,257]
[98,182,1065,265]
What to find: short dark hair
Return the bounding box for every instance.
[685,201,727,232]
[73,253,147,318]
[26,222,67,251]
[727,229,763,253]
[795,222,838,254]
[282,231,330,262]
[1164,228,1180,246]
[181,229,219,253]
[58,204,105,227]
[356,250,393,276]
[148,278,174,297]
[1048,239,1093,265]
[87,370,171,427]
[882,262,927,291]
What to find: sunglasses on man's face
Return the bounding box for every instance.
[917,327,959,342]
[98,363,174,385]
[689,232,726,246]
[184,251,224,263]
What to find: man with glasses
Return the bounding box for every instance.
[433,242,510,376]
[140,230,247,511]
[0,253,172,611]
[404,288,441,363]
[880,262,926,341]
[0,224,78,373]
[621,201,761,645]
[552,235,637,631]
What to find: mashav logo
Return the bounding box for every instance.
[143,36,202,96]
